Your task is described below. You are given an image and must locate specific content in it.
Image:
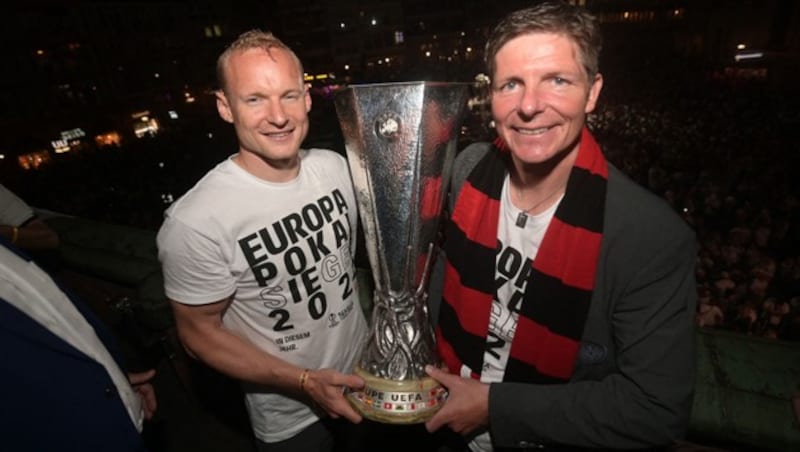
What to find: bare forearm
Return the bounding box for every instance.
[176,317,303,391]
[1,220,59,250]
[170,297,365,422]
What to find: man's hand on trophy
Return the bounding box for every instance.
[423,365,489,435]
[301,368,366,423]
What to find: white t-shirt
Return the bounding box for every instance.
[157,149,368,443]
[470,175,560,452]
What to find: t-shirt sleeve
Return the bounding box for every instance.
[157,215,237,305]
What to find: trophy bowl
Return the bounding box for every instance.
[334,82,469,424]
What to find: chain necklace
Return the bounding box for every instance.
[513,182,566,228]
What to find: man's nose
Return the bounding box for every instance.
[266,101,289,126]
[518,85,542,118]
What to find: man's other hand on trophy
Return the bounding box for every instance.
[300,368,366,423]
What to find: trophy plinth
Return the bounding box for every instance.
[335,81,469,424]
[348,366,447,424]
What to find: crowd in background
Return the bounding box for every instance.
[5,62,799,343]
[591,70,799,342]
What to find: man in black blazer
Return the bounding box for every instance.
[425,2,696,450]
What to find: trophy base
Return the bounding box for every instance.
[347,366,447,424]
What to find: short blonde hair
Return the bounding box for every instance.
[216,30,304,93]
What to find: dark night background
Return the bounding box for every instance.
[1,1,798,229]
[1,1,799,451]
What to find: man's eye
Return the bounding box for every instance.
[499,81,517,92]
[246,97,261,104]
[553,77,569,86]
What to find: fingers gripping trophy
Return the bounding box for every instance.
[335,82,469,424]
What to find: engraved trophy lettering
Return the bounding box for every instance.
[334,82,469,423]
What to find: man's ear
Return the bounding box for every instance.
[216,90,234,124]
[304,85,312,113]
[585,73,603,114]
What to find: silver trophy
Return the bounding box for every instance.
[335,82,469,424]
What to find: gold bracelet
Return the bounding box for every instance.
[299,369,310,392]
[11,226,19,244]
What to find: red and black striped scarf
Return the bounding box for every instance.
[436,128,607,383]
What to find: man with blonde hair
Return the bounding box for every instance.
[158,30,368,451]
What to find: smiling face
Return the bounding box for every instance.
[216,46,311,181]
[490,32,602,170]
